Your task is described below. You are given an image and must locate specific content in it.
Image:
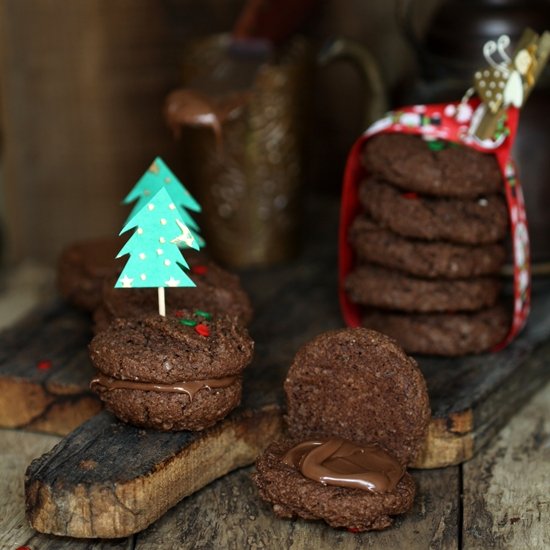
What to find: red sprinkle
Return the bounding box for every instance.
[174,310,185,319]
[37,360,52,371]
[402,192,419,200]
[347,527,362,533]
[191,265,208,276]
[194,323,210,337]
[16,546,32,550]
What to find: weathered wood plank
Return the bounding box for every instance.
[0,302,102,433]
[462,381,550,549]
[413,292,550,467]
[134,465,459,549]
[0,429,133,549]
[26,408,282,539]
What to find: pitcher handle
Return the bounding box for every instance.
[318,38,388,126]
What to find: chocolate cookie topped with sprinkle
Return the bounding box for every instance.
[362,133,502,198]
[93,251,253,332]
[89,311,254,431]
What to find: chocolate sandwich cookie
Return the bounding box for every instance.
[349,216,507,279]
[93,251,253,332]
[89,312,254,431]
[359,178,508,245]
[253,328,431,531]
[346,264,500,313]
[361,305,510,356]
[255,438,416,531]
[57,236,123,311]
[362,133,502,198]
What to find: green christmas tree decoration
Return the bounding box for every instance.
[116,186,200,315]
[123,157,204,244]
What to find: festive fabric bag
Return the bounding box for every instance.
[338,98,530,351]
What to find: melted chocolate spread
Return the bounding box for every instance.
[90,373,237,400]
[282,438,405,493]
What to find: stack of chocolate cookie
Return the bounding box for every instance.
[345,133,510,356]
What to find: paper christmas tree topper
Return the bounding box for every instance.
[116,186,199,293]
[123,157,205,250]
[124,157,201,214]
[116,158,205,316]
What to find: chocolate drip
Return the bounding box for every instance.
[164,89,251,147]
[90,373,237,400]
[282,438,405,493]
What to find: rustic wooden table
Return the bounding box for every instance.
[1,380,548,549]
[0,213,549,549]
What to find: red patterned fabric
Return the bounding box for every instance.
[339,99,530,350]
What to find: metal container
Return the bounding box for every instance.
[172,34,312,268]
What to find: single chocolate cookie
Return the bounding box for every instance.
[358,178,508,245]
[346,264,500,313]
[361,305,510,356]
[93,251,253,332]
[253,328,431,531]
[362,133,502,198]
[349,216,507,279]
[89,311,254,431]
[57,236,123,311]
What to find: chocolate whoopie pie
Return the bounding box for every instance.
[253,328,431,532]
[57,236,123,311]
[362,133,502,198]
[345,264,500,313]
[93,251,253,332]
[349,216,506,279]
[89,311,254,431]
[361,305,510,356]
[358,178,508,245]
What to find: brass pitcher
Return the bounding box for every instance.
[167,34,312,268]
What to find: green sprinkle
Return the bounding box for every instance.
[426,140,446,151]
[194,309,212,320]
[180,319,197,327]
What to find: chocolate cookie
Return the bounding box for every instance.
[254,438,416,531]
[361,305,510,356]
[358,178,508,245]
[89,312,254,431]
[93,251,253,332]
[362,133,502,198]
[349,216,507,279]
[346,264,500,313]
[57,236,123,311]
[253,328,431,531]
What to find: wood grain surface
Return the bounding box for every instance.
[0,303,102,433]
[5,381,548,548]
[462,379,550,549]
[134,464,460,549]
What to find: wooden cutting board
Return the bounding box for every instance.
[2,200,548,538]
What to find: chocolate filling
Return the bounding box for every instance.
[90,373,237,400]
[282,438,405,493]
